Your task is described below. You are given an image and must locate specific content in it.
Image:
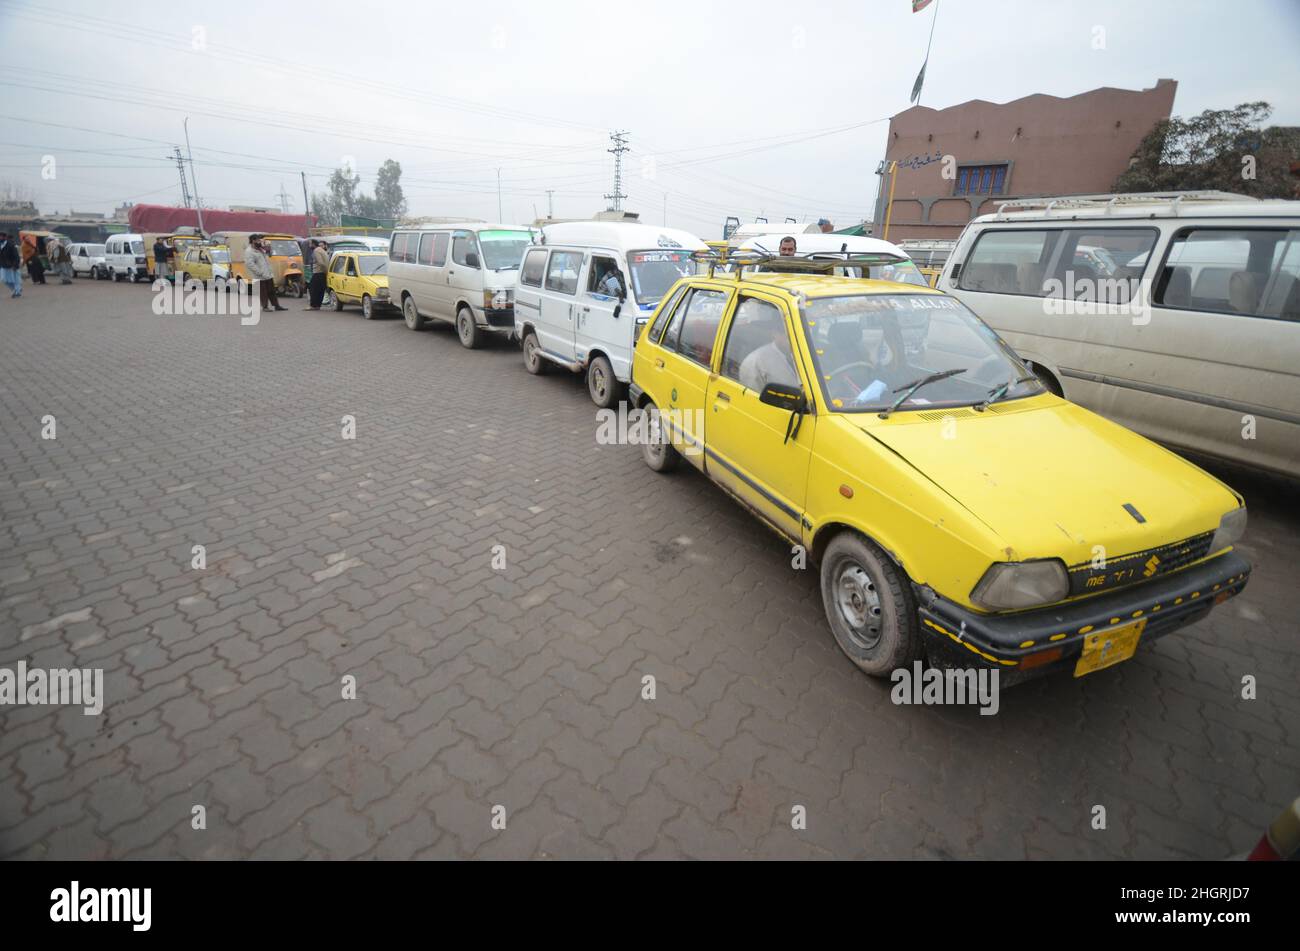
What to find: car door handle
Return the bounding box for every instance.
[715,391,731,402]
[654,358,665,368]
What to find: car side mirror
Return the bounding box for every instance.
[465,252,480,269]
[760,383,808,414]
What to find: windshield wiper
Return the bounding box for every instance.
[973,375,1038,412]
[878,368,966,419]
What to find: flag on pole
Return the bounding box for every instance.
[910,60,927,103]
[912,0,933,11]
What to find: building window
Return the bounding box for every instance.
[956,164,1008,195]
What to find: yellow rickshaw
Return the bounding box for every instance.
[143,233,202,280]
[210,231,305,297]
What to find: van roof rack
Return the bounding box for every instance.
[990,190,1254,220]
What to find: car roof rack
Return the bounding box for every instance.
[990,190,1254,220]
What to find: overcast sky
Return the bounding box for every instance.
[2,0,1297,238]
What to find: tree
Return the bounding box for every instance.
[310,159,405,225]
[1114,101,1300,198]
[373,160,407,219]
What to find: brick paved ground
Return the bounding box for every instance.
[1,279,1296,859]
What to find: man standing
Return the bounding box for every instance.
[27,236,46,284]
[307,240,329,309]
[244,235,286,312]
[153,237,171,282]
[49,240,74,284]
[0,232,22,297]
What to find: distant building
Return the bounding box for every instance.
[0,201,40,233]
[873,79,1178,241]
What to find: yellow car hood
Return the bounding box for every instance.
[856,399,1238,564]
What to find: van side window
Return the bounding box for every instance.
[545,251,582,295]
[418,234,436,266]
[647,284,688,342]
[1043,228,1157,302]
[1156,227,1299,320]
[390,233,408,262]
[958,230,1060,297]
[663,288,730,367]
[587,255,621,296]
[452,233,478,267]
[520,249,547,287]
[431,233,448,267]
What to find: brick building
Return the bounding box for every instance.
[873,79,1178,241]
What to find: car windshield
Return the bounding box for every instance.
[359,256,387,275]
[268,240,300,257]
[629,250,694,305]
[210,249,230,263]
[801,293,1041,413]
[478,230,533,270]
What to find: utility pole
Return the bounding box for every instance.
[183,117,205,235]
[497,168,503,222]
[173,146,192,208]
[276,183,292,214]
[605,130,629,212]
[301,172,311,223]
[546,190,554,219]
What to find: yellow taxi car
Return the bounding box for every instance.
[325,250,393,319]
[175,245,232,285]
[629,261,1251,683]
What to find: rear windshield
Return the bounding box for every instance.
[268,240,300,257]
[629,250,694,306]
[478,230,533,270]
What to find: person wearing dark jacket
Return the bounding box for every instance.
[0,232,22,297]
[27,236,46,284]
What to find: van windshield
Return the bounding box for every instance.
[629,250,694,305]
[129,241,143,255]
[825,259,930,286]
[479,230,533,270]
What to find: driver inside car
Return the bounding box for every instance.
[738,309,800,392]
[822,316,911,406]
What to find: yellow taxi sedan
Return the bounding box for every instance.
[326,250,394,319]
[629,265,1250,683]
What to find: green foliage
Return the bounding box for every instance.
[311,160,406,226]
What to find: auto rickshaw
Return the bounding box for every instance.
[143,232,203,281]
[210,231,305,297]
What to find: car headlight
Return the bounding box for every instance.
[1210,505,1247,551]
[484,290,511,310]
[970,559,1069,611]
[376,287,390,298]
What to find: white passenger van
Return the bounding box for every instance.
[514,221,707,407]
[940,192,1300,478]
[69,242,107,279]
[104,233,148,282]
[387,223,536,348]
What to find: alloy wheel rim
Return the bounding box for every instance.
[835,562,882,650]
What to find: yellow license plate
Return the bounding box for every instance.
[1073,619,1147,677]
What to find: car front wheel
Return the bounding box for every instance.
[639,403,681,473]
[362,295,375,319]
[587,354,620,408]
[456,306,481,349]
[819,531,923,677]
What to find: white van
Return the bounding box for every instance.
[388,223,536,348]
[514,221,707,407]
[103,233,148,282]
[940,192,1300,478]
[68,242,107,279]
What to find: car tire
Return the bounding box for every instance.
[362,295,376,320]
[522,331,547,375]
[639,403,681,473]
[89,266,98,280]
[403,295,425,331]
[456,306,481,349]
[587,354,620,408]
[819,531,923,678]
[333,290,345,312]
